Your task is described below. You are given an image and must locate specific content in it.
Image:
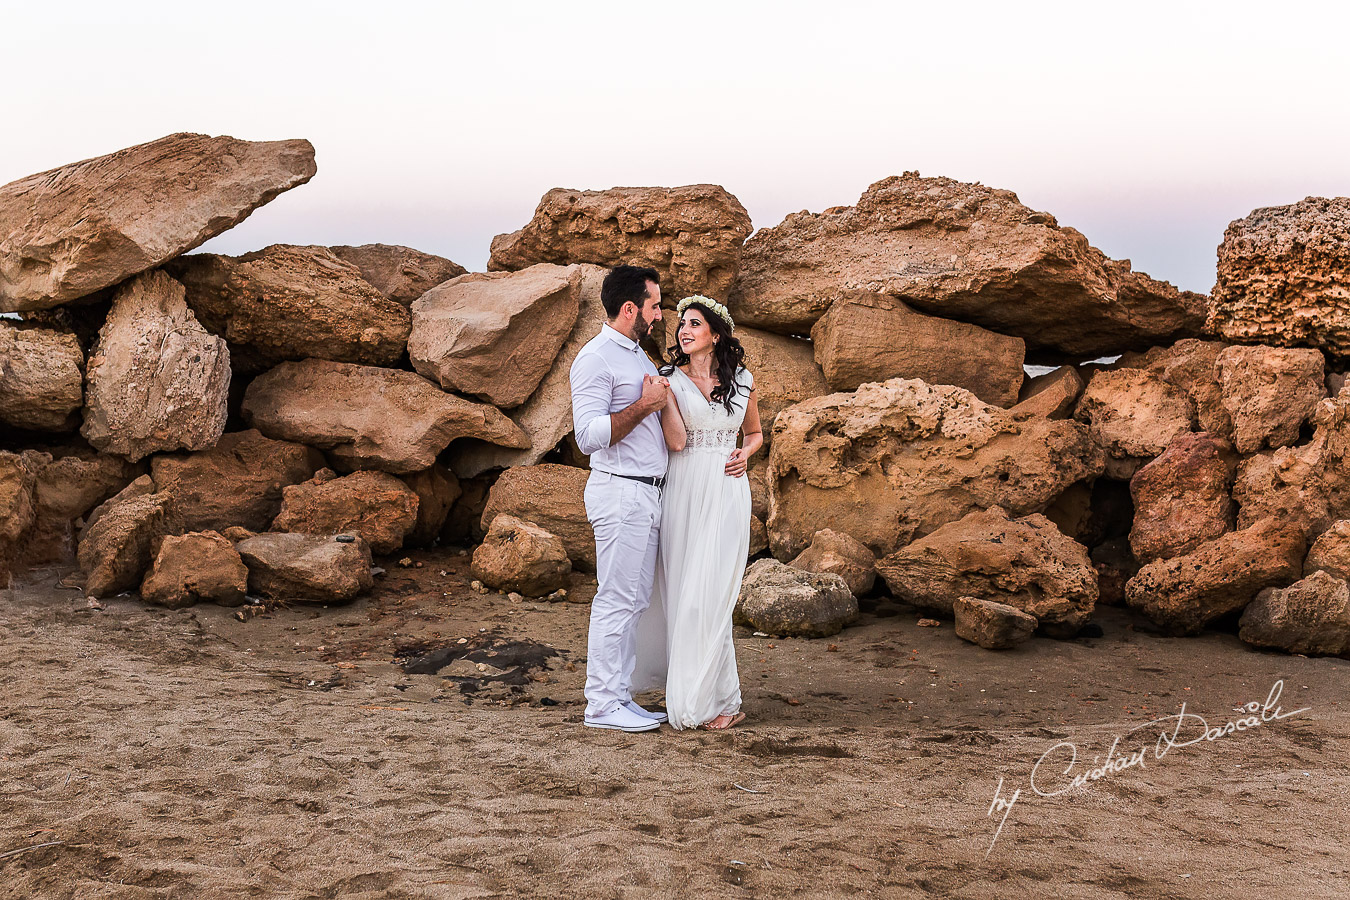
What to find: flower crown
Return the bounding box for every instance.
[675,295,734,331]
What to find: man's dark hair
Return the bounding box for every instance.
[601,265,660,319]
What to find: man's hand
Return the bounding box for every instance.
[640,374,670,413]
[725,447,749,478]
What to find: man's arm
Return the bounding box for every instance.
[608,377,667,445]
[571,351,616,455]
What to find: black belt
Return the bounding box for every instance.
[603,471,666,489]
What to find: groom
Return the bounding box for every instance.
[569,265,670,732]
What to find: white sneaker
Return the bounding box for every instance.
[623,700,668,723]
[584,705,662,732]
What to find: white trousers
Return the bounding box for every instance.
[583,471,662,718]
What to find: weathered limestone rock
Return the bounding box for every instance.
[1116,339,1233,438]
[727,174,1205,355]
[236,532,373,604]
[953,596,1039,649]
[767,378,1104,559]
[1074,367,1194,479]
[149,429,325,533]
[1207,197,1350,361]
[735,327,832,446]
[409,264,581,407]
[402,464,461,547]
[749,515,769,557]
[140,531,248,608]
[1124,518,1305,635]
[1216,345,1325,453]
[479,464,593,570]
[1239,570,1350,656]
[1011,366,1084,419]
[77,476,174,597]
[1306,521,1350,581]
[0,322,83,431]
[329,243,466,306]
[811,293,1025,405]
[748,459,770,520]
[471,514,571,596]
[1233,393,1350,540]
[23,448,143,567]
[0,452,39,585]
[788,529,876,596]
[876,507,1098,637]
[242,360,528,474]
[271,469,420,555]
[489,185,752,303]
[442,472,496,545]
[1129,433,1237,563]
[734,558,858,638]
[81,270,230,461]
[166,245,411,373]
[0,132,316,311]
[449,267,608,477]
[1092,537,1138,607]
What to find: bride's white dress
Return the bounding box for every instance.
[632,365,753,729]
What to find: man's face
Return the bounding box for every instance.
[635,280,662,339]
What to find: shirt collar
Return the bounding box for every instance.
[602,322,640,352]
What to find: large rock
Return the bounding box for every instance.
[0,452,39,585]
[1129,432,1237,563]
[448,266,607,477]
[0,322,83,431]
[471,514,571,596]
[409,264,581,408]
[811,293,1025,405]
[734,328,832,446]
[140,531,248,609]
[0,132,316,312]
[734,558,858,638]
[488,185,752,303]
[77,477,175,597]
[1116,339,1232,438]
[23,448,143,567]
[1305,521,1350,581]
[876,507,1097,637]
[726,174,1205,356]
[479,464,593,570]
[329,243,466,306]
[1011,366,1084,419]
[953,596,1039,650]
[1124,518,1305,635]
[270,469,420,556]
[1074,367,1195,479]
[149,429,325,533]
[81,270,230,461]
[242,359,529,474]
[1207,197,1350,361]
[767,378,1104,559]
[166,245,411,373]
[788,529,876,597]
[1233,393,1350,540]
[1239,570,1350,657]
[1216,345,1325,453]
[235,532,373,604]
[402,464,461,547]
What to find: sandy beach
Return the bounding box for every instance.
[1,546,1346,900]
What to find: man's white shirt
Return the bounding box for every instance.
[569,323,669,478]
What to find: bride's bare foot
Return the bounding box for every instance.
[700,711,746,730]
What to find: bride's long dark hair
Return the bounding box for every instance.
[659,301,747,415]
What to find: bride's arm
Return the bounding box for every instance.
[660,387,687,452]
[725,388,763,477]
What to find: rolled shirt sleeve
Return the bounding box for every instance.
[570,350,614,455]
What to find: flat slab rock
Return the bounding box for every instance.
[0,132,315,311]
[235,532,374,604]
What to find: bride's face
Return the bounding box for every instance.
[678,312,716,357]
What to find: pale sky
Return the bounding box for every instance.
[4,1,1348,295]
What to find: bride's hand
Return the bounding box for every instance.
[724,448,749,478]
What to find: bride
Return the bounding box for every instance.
[632,295,762,730]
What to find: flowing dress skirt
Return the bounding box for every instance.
[632,443,751,729]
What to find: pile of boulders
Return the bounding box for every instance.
[2,134,1348,659]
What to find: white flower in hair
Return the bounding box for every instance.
[676,295,734,330]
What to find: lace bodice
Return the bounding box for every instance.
[671,366,753,453]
